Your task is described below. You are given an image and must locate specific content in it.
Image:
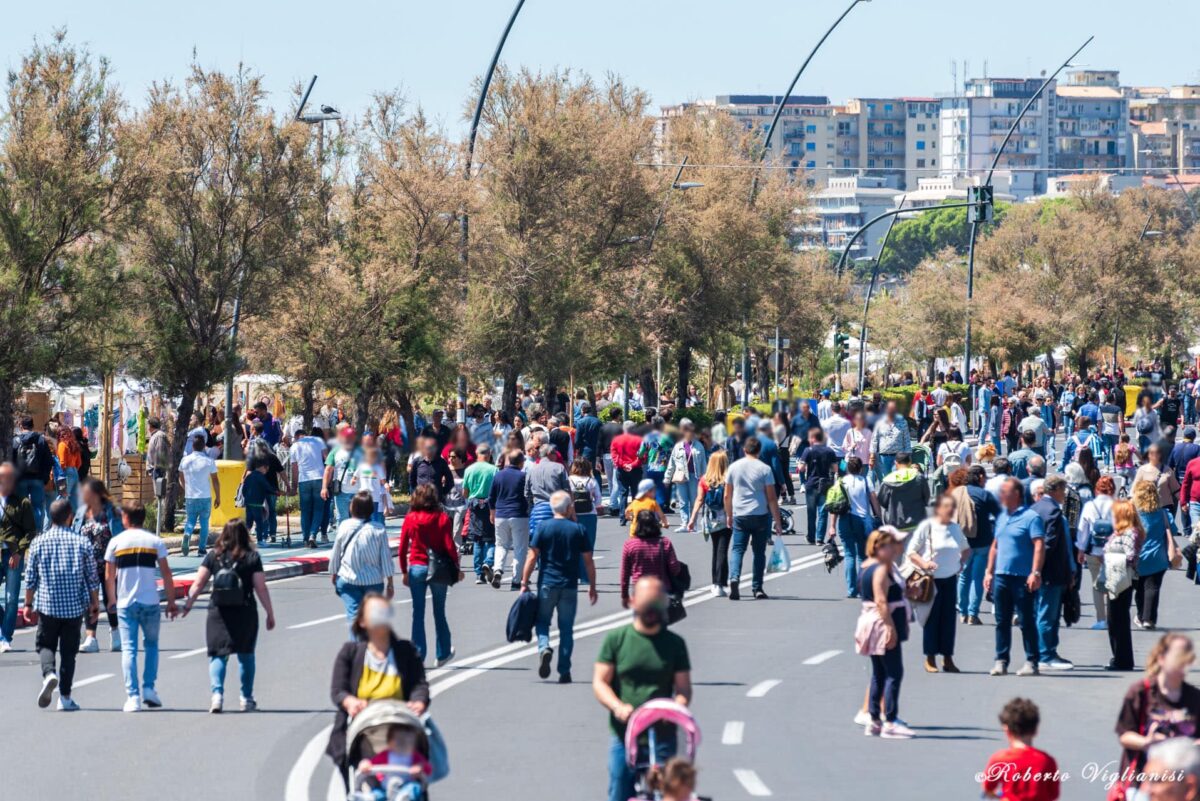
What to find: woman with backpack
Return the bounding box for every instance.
[827,456,879,598]
[1105,499,1144,671]
[1077,475,1116,631]
[181,520,276,712]
[687,449,732,597]
[664,419,707,532]
[567,458,602,585]
[1132,479,1180,631]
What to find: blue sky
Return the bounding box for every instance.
[3,0,1198,131]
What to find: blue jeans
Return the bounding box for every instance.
[16,479,45,532]
[647,470,668,510]
[183,497,211,553]
[673,479,698,524]
[266,495,278,540]
[118,602,161,696]
[730,514,771,592]
[837,514,869,597]
[992,574,1039,665]
[63,467,79,509]
[472,542,495,577]
[804,485,828,543]
[334,492,355,526]
[298,479,323,541]
[1035,583,1065,663]
[608,731,676,801]
[876,453,896,481]
[209,653,256,699]
[535,584,578,676]
[1064,415,1075,437]
[577,515,597,585]
[408,565,451,662]
[0,551,23,642]
[336,579,383,637]
[956,546,990,617]
[245,505,268,544]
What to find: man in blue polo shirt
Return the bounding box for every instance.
[984,477,1045,677]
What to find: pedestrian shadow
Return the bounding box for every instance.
[691,681,747,687]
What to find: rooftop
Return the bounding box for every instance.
[1056,86,1123,99]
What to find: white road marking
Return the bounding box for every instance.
[169,647,208,660]
[285,548,825,798]
[734,769,773,797]
[746,679,781,698]
[287,614,348,630]
[802,649,842,665]
[71,673,114,688]
[722,721,745,745]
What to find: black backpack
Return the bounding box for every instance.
[210,555,246,607]
[13,433,46,479]
[569,477,594,515]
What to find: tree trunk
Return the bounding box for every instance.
[639,367,657,413]
[754,348,770,403]
[353,383,375,435]
[501,365,519,418]
[1076,350,1087,381]
[1044,349,1056,383]
[926,357,936,384]
[0,379,14,460]
[545,384,557,416]
[301,379,315,432]
[164,388,199,532]
[676,347,692,410]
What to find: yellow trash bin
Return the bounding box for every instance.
[210,459,248,528]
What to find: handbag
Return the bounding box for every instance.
[901,523,935,604]
[659,540,691,596]
[328,456,352,496]
[332,520,367,592]
[428,547,460,586]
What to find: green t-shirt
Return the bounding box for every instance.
[596,624,691,737]
[462,461,498,500]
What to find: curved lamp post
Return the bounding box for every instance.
[855,194,906,391]
[961,36,1094,380]
[749,0,871,204]
[458,0,527,421]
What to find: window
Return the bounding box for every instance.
[806,160,816,169]
[916,123,926,132]
[827,142,834,149]
[806,124,817,134]
[917,158,926,168]
[884,104,893,114]
[884,158,894,168]
[806,142,816,151]
[843,158,851,168]
[868,158,876,168]
[916,140,926,150]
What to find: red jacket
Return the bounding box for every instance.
[1183,459,1200,505]
[610,432,643,471]
[398,509,457,572]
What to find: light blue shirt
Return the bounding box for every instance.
[994,506,1045,576]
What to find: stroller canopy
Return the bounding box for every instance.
[623,699,701,766]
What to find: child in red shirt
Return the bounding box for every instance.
[982,698,1062,801]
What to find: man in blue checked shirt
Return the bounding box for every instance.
[24,498,99,712]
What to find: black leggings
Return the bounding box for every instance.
[781,467,796,500]
[869,644,904,723]
[1108,585,1135,670]
[710,528,731,586]
[1135,570,1166,627]
[87,579,118,631]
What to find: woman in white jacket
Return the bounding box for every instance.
[665,419,708,533]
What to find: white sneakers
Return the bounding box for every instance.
[141,687,162,708]
[239,697,257,712]
[123,695,142,713]
[881,721,916,739]
[79,636,100,654]
[853,709,872,726]
[711,584,727,597]
[0,639,14,653]
[435,648,457,668]
[57,696,79,712]
[1042,658,1074,671]
[37,673,58,708]
[110,630,122,652]
[210,693,224,713]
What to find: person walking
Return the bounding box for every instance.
[181,520,276,712]
[11,416,53,531]
[830,457,879,598]
[525,442,570,543]
[619,511,684,609]
[326,594,430,786]
[956,465,1001,626]
[567,457,602,584]
[179,434,221,556]
[1132,479,1180,631]
[520,490,598,683]
[291,427,329,547]
[23,499,98,711]
[463,443,498,583]
[488,449,530,590]
[797,428,838,545]
[103,501,177,711]
[330,491,395,633]
[870,401,911,479]
[664,419,706,533]
[75,477,123,654]
[878,452,931,534]
[984,478,1045,677]
[55,426,82,508]
[323,426,362,527]
[724,436,784,600]
[1032,475,1076,671]
[0,462,36,654]
[856,526,914,739]
[905,494,970,673]
[593,576,692,801]
[688,449,733,597]
[1077,475,1116,631]
[610,421,644,525]
[398,484,461,666]
[1105,499,1144,671]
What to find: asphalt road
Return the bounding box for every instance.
[1,443,1193,801]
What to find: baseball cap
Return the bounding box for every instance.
[636,479,656,499]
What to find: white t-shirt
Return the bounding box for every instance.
[179,452,218,500]
[908,519,969,579]
[351,461,390,512]
[290,436,327,483]
[104,528,169,608]
[843,473,872,519]
[822,416,851,457]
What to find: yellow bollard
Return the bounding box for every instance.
[210,459,247,528]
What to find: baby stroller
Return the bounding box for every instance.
[346,701,449,801]
[909,443,933,474]
[777,506,795,536]
[624,699,704,801]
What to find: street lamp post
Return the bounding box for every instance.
[461,0,527,422]
[1112,213,1164,371]
[855,195,906,392]
[961,36,1094,380]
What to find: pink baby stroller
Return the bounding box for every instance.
[623,699,706,800]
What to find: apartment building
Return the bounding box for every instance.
[795,175,902,260]
[1129,86,1200,174]
[1055,70,1128,172]
[904,99,942,187]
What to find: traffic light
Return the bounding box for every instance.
[834,332,850,364]
[969,185,994,224]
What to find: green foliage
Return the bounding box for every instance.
[876,200,1009,275]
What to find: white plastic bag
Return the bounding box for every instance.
[767,536,791,574]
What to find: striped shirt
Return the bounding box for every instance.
[104,528,169,608]
[26,525,99,619]
[331,518,395,586]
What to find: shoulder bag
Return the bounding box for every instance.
[901,524,935,604]
[332,520,367,593]
[428,547,460,586]
[658,540,690,625]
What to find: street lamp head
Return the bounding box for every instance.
[1144,230,1165,239]
[674,181,704,191]
[299,112,341,124]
